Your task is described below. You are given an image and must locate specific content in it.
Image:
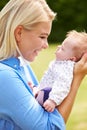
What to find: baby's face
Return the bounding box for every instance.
[55,37,75,61]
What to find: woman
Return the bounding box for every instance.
[0,0,87,130]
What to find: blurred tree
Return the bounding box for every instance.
[0,0,87,42]
[0,0,9,10]
[47,0,87,42]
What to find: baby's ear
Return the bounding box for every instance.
[70,56,77,62]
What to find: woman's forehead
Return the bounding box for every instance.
[31,22,52,35]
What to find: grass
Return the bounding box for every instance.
[31,44,87,130]
[66,76,87,130]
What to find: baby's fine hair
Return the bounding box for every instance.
[0,0,56,60]
[66,30,87,61]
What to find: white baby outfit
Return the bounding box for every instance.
[39,60,75,105]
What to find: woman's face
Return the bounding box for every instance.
[15,22,52,61]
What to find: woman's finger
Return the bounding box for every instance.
[75,52,87,75]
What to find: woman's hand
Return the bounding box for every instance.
[74,53,87,79]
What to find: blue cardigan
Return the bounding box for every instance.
[0,57,65,130]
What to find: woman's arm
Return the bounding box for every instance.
[56,53,87,123]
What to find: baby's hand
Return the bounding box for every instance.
[33,87,39,98]
[43,99,56,112]
[28,82,33,90]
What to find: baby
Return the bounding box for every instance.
[36,30,87,112]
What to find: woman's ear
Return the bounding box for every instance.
[14,25,23,43]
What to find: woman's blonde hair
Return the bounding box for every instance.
[0,0,56,60]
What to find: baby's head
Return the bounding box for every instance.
[56,30,87,62]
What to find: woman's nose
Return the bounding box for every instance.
[43,41,49,49]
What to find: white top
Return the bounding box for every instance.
[39,60,75,105]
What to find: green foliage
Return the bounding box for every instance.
[0,0,9,10]
[47,0,87,42]
[0,0,87,42]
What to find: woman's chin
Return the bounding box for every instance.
[27,56,37,62]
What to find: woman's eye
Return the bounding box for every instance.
[40,36,47,39]
[40,36,45,39]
